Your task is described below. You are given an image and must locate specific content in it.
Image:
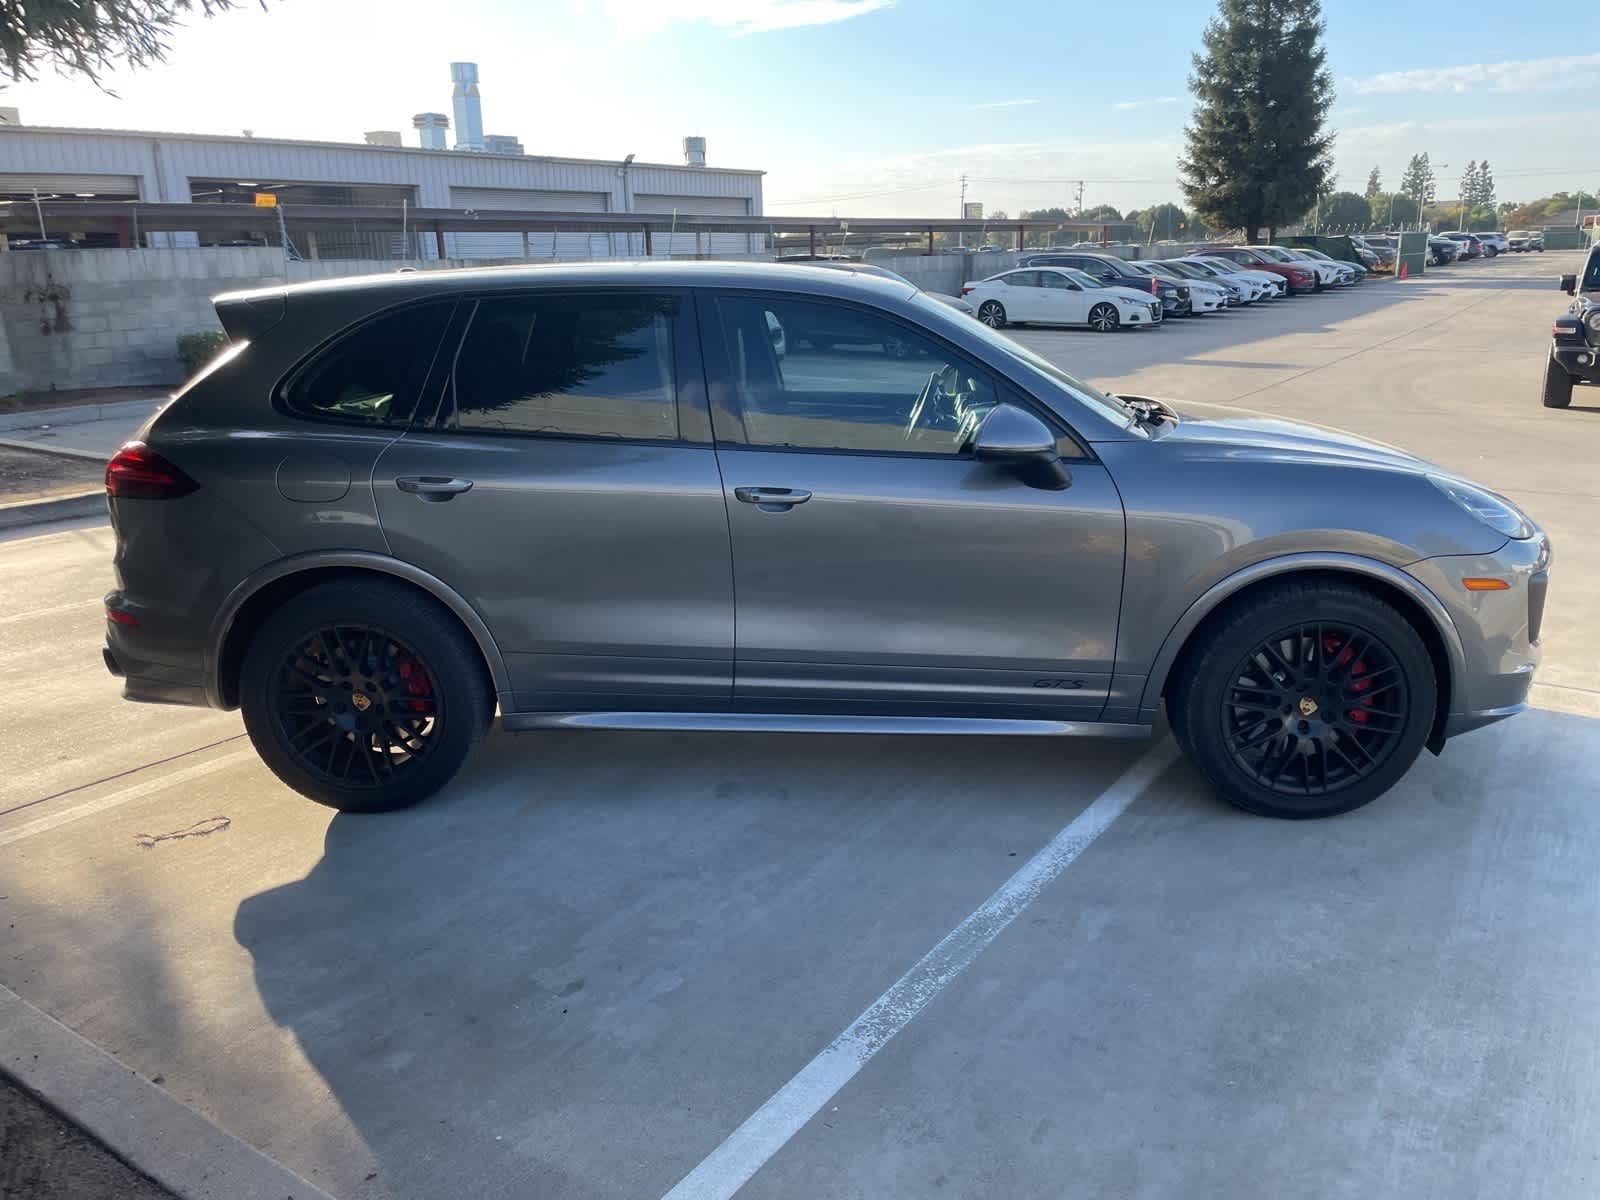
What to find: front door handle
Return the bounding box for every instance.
[734,486,812,511]
[396,476,474,502]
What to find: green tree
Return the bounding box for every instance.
[1136,202,1189,241]
[1399,153,1436,209]
[1178,0,1334,243]
[1369,191,1418,229]
[1460,160,1480,206]
[1314,191,1371,232]
[1476,160,1495,209]
[1079,204,1124,223]
[1,0,259,85]
[1364,166,1382,199]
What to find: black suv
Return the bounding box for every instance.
[1544,245,1600,409]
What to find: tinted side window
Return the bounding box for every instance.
[283,302,453,427]
[716,295,997,456]
[1583,250,1600,292]
[1006,271,1041,288]
[449,294,678,441]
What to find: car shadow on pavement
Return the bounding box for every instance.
[224,703,1600,1200]
[228,727,1158,1198]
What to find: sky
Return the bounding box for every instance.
[5,0,1598,219]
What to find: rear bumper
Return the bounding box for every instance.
[103,591,214,708]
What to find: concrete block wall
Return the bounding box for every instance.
[0,249,485,394]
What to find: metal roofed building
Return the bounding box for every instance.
[0,116,764,259]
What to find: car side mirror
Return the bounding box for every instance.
[1065,282,1082,291]
[973,404,1072,490]
[1560,273,1577,295]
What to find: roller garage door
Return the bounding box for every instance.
[634,193,751,254]
[446,187,609,260]
[0,172,142,199]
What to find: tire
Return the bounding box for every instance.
[1168,580,1435,819]
[1486,246,1498,258]
[977,300,1007,329]
[239,578,493,813]
[1087,302,1120,333]
[1542,353,1575,409]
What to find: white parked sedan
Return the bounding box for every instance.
[1177,256,1273,302]
[961,266,1164,332]
[1189,255,1286,298]
[1133,261,1229,312]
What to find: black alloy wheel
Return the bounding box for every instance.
[1222,623,1408,797]
[1088,302,1120,333]
[977,300,1007,329]
[271,625,442,789]
[239,578,492,812]
[1170,580,1435,819]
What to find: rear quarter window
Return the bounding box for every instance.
[281,302,455,427]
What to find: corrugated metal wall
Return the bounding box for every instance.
[0,128,764,255]
[446,185,610,258]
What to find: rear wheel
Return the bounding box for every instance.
[977,300,1007,329]
[1087,303,1120,333]
[1542,353,1575,409]
[240,579,492,812]
[1169,581,1434,819]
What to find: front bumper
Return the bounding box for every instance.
[1404,532,1550,742]
[1553,342,1600,384]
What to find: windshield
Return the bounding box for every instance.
[1113,260,1154,276]
[1301,249,1330,261]
[1059,267,1107,289]
[1137,262,1187,281]
[911,292,1132,424]
[1162,261,1208,279]
[1192,257,1238,274]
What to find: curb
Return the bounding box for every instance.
[0,490,105,531]
[0,984,337,1200]
[0,436,109,462]
[0,396,166,434]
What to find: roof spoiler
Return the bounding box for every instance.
[212,288,287,342]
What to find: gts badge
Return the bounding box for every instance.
[1032,678,1085,690]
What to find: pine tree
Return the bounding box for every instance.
[1178,0,1334,243]
[1365,166,1382,199]
[1477,160,1495,209]
[1399,153,1436,208]
[1462,161,1480,206]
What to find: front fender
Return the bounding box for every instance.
[1134,552,1468,721]
[205,550,514,708]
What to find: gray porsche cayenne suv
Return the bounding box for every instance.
[103,262,1549,819]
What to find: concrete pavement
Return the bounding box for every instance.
[3,251,1600,1200]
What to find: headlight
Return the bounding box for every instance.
[1585,309,1600,337]
[1428,475,1534,540]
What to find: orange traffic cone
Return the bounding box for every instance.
[1398,260,1409,280]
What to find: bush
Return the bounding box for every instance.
[176,330,228,377]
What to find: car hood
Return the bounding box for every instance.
[1105,286,1160,304]
[1131,398,1434,472]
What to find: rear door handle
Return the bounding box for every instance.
[396,476,474,501]
[734,486,812,511]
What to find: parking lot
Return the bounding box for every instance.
[5,250,1600,1200]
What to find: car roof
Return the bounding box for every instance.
[216,258,918,311]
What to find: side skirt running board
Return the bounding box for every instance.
[499,711,1153,739]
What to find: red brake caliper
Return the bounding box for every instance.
[395,654,433,714]
[1322,634,1373,724]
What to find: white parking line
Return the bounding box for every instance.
[660,738,1181,1200]
[0,749,254,849]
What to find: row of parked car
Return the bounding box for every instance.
[1354,230,1540,268]
[954,245,1366,332]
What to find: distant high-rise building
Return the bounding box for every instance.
[450,62,484,151]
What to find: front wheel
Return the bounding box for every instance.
[239,579,492,812]
[1087,302,1120,333]
[1542,353,1575,409]
[1169,581,1435,819]
[977,300,1007,329]
[1485,245,1498,258]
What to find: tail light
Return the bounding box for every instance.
[961,285,974,295]
[106,442,199,500]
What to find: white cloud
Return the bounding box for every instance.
[971,98,1040,110]
[602,0,894,36]
[1349,51,1600,95]
[1112,96,1181,111]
